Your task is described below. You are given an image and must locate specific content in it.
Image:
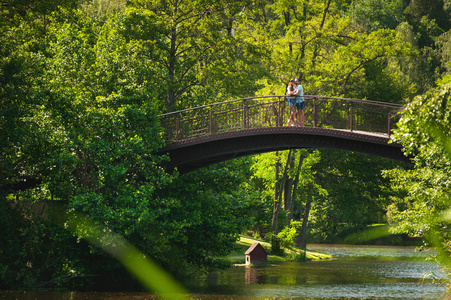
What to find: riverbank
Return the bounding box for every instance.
[227,236,332,264]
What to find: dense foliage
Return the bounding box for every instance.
[386,81,451,253]
[2,0,451,292]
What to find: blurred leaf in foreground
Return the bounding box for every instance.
[63,209,188,299]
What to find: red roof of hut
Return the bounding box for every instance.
[245,242,267,255]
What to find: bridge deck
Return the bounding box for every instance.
[157,96,409,173]
[158,126,409,174]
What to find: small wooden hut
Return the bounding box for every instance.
[245,242,267,264]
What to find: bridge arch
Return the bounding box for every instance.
[157,96,411,173]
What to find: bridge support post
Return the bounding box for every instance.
[387,110,391,137]
[350,103,354,132]
[243,101,248,129]
[313,99,318,127]
[209,108,212,135]
[165,116,172,141]
[176,117,180,141]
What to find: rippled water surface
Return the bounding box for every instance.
[1,244,448,300]
[188,244,447,299]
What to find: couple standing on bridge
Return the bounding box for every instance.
[286,78,305,127]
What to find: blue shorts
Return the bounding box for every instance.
[296,100,304,111]
[286,97,296,106]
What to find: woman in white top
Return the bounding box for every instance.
[286,79,297,126]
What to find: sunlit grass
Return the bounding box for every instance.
[228,236,331,263]
[344,224,392,244]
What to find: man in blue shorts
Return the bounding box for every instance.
[293,78,305,126]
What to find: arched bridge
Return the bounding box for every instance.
[157,95,410,173]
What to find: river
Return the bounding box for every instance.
[0,244,448,300]
[187,244,448,299]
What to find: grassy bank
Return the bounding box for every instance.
[227,236,332,264]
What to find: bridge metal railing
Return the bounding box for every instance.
[158,96,405,144]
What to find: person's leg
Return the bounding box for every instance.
[290,105,296,126]
[287,103,292,126]
[297,102,305,126]
[287,99,295,126]
[298,110,305,126]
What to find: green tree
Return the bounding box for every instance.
[251,149,325,248]
[0,4,257,287]
[389,0,451,95]
[346,0,405,32]
[241,0,415,101]
[0,0,80,34]
[386,82,451,244]
[0,2,92,288]
[406,0,451,34]
[5,0,451,290]
[310,150,408,243]
[0,199,92,289]
[0,0,86,206]
[124,0,268,112]
[153,159,254,274]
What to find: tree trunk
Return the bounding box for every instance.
[283,11,290,27]
[284,177,293,224]
[310,0,331,72]
[283,151,295,209]
[272,151,280,234]
[274,151,280,208]
[284,150,297,226]
[295,184,312,248]
[320,0,332,29]
[288,153,304,226]
[167,23,177,112]
[272,150,292,234]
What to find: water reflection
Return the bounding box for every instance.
[190,244,447,299]
[245,265,258,285]
[0,291,158,300]
[0,245,448,299]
